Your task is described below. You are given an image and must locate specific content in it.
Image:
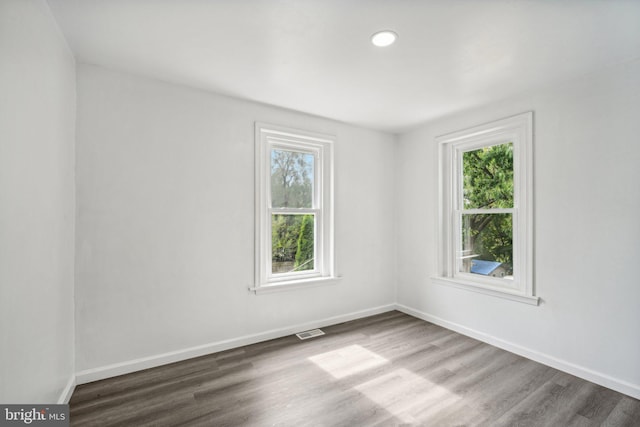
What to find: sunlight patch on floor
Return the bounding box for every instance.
[354,368,462,424]
[308,344,389,379]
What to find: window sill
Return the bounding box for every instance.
[431,276,539,306]
[249,276,342,295]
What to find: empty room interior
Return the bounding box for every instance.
[2,0,640,425]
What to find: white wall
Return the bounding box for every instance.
[75,64,396,373]
[396,59,640,397]
[0,0,76,403]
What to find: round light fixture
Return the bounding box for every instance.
[371,30,398,47]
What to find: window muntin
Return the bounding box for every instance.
[255,123,335,290]
[435,112,536,304]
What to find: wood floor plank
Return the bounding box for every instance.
[70,311,640,426]
[577,384,624,424]
[602,396,640,427]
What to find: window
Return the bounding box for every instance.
[254,123,335,292]
[434,112,538,305]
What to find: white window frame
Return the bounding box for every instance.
[253,123,336,293]
[433,112,538,305]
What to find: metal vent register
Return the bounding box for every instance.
[296,329,325,340]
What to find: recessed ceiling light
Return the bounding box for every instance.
[371,30,398,47]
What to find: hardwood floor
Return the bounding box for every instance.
[70,311,640,426]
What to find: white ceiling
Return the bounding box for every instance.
[47,0,640,133]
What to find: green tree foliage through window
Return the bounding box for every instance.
[463,143,513,209]
[295,214,314,271]
[271,214,315,273]
[462,143,514,273]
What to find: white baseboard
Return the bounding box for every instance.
[57,374,76,404]
[75,304,396,385]
[395,303,640,400]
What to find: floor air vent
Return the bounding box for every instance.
[296,329,325,340]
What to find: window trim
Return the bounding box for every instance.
[254,123,336,292]
[433,112,538,305]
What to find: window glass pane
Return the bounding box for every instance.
[460,213,513,279]
[463,143,513,209]
[272,214,315,274]
[271,149,314,208]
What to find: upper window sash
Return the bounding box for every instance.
[268,142,320,211]
[455,141,516,211]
